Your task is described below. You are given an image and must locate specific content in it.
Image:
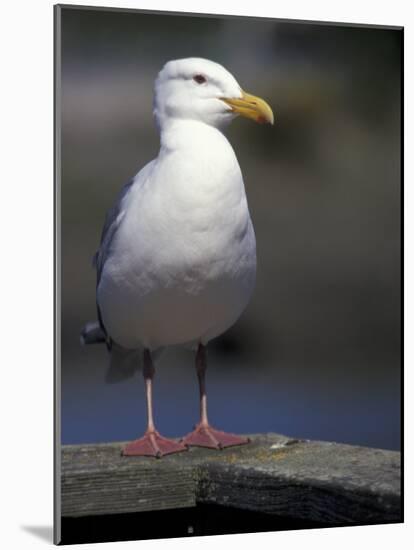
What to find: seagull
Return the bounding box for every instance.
[81,58,274,457]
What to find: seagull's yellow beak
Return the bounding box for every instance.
[222,90,274,125]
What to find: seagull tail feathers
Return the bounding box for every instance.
[106,345,164,384]
[106,344,142,384]
[80,322,163,384]
[80,322,140,383]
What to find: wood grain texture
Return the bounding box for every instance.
[61,433,401,523]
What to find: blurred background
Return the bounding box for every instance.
[59,7,401,450]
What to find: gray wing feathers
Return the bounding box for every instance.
[93,159,155,283]
[93,177,135,285]
[80,178,136,359]
[80,321,107,345]
[81,162,155,383]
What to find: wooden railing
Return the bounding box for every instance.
[61,432,401,525]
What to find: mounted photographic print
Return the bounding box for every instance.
[54,4,403,545]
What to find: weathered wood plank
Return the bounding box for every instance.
[61,433,401,523]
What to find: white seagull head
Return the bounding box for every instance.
[153,57,274,130]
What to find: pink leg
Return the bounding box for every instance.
[122,349,187,458]
[181,344,250,449]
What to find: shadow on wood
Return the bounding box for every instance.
[62,503,388,545]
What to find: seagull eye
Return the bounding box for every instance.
[193,74,207,85]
